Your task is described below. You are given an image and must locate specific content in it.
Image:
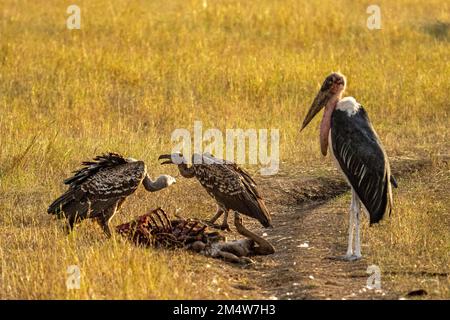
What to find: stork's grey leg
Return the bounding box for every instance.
[354,196,362,259]
[341,189,362,261]
[345,190,356,259]
[327,190,361,261]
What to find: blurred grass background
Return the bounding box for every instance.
[0,0,448,299]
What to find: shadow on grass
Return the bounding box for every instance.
[422,21,450,41]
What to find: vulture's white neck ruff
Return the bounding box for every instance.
[336,97,360,116]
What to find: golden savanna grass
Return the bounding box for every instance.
[0,0,449,299]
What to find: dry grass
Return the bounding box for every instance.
[367,160,450,299]
[0,0,448,299]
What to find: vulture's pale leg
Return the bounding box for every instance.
[220,210,230,230]
[207,206,230,230]
[65,217,75,235]
[65,212,80,235]
[98,203,118,238]
[209,205,224,224]
[98,214,113,237]
[234,213,275,255]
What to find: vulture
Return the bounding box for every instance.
[158,152,274,254]
[48,152,176,237]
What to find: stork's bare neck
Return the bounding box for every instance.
[320,92,343,156]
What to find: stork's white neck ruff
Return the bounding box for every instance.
[336,97,360,116]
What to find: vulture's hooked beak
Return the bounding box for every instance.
[158,153,184,165]
[158,154,174,165]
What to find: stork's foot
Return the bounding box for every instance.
[343,254,362,261]
[327,254,362,261]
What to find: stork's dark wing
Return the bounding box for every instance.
[331,107,393,224]
[48,155,146,221]
[194,160,272,228]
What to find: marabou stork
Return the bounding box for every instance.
[301,73,397,261]
[48,153,176,237]
[158,152,275,254]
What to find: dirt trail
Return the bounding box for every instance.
[227,158,431,300]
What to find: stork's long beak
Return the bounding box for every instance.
[300,89,330,131]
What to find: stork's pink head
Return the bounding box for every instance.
[300,72,346,131]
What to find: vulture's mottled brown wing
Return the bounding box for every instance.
[48,153,146,221]
[193,156,272,227]
[80,161,146,201]
[225,162,262,199]
[64,153,129,187]
[199,153,259,196]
